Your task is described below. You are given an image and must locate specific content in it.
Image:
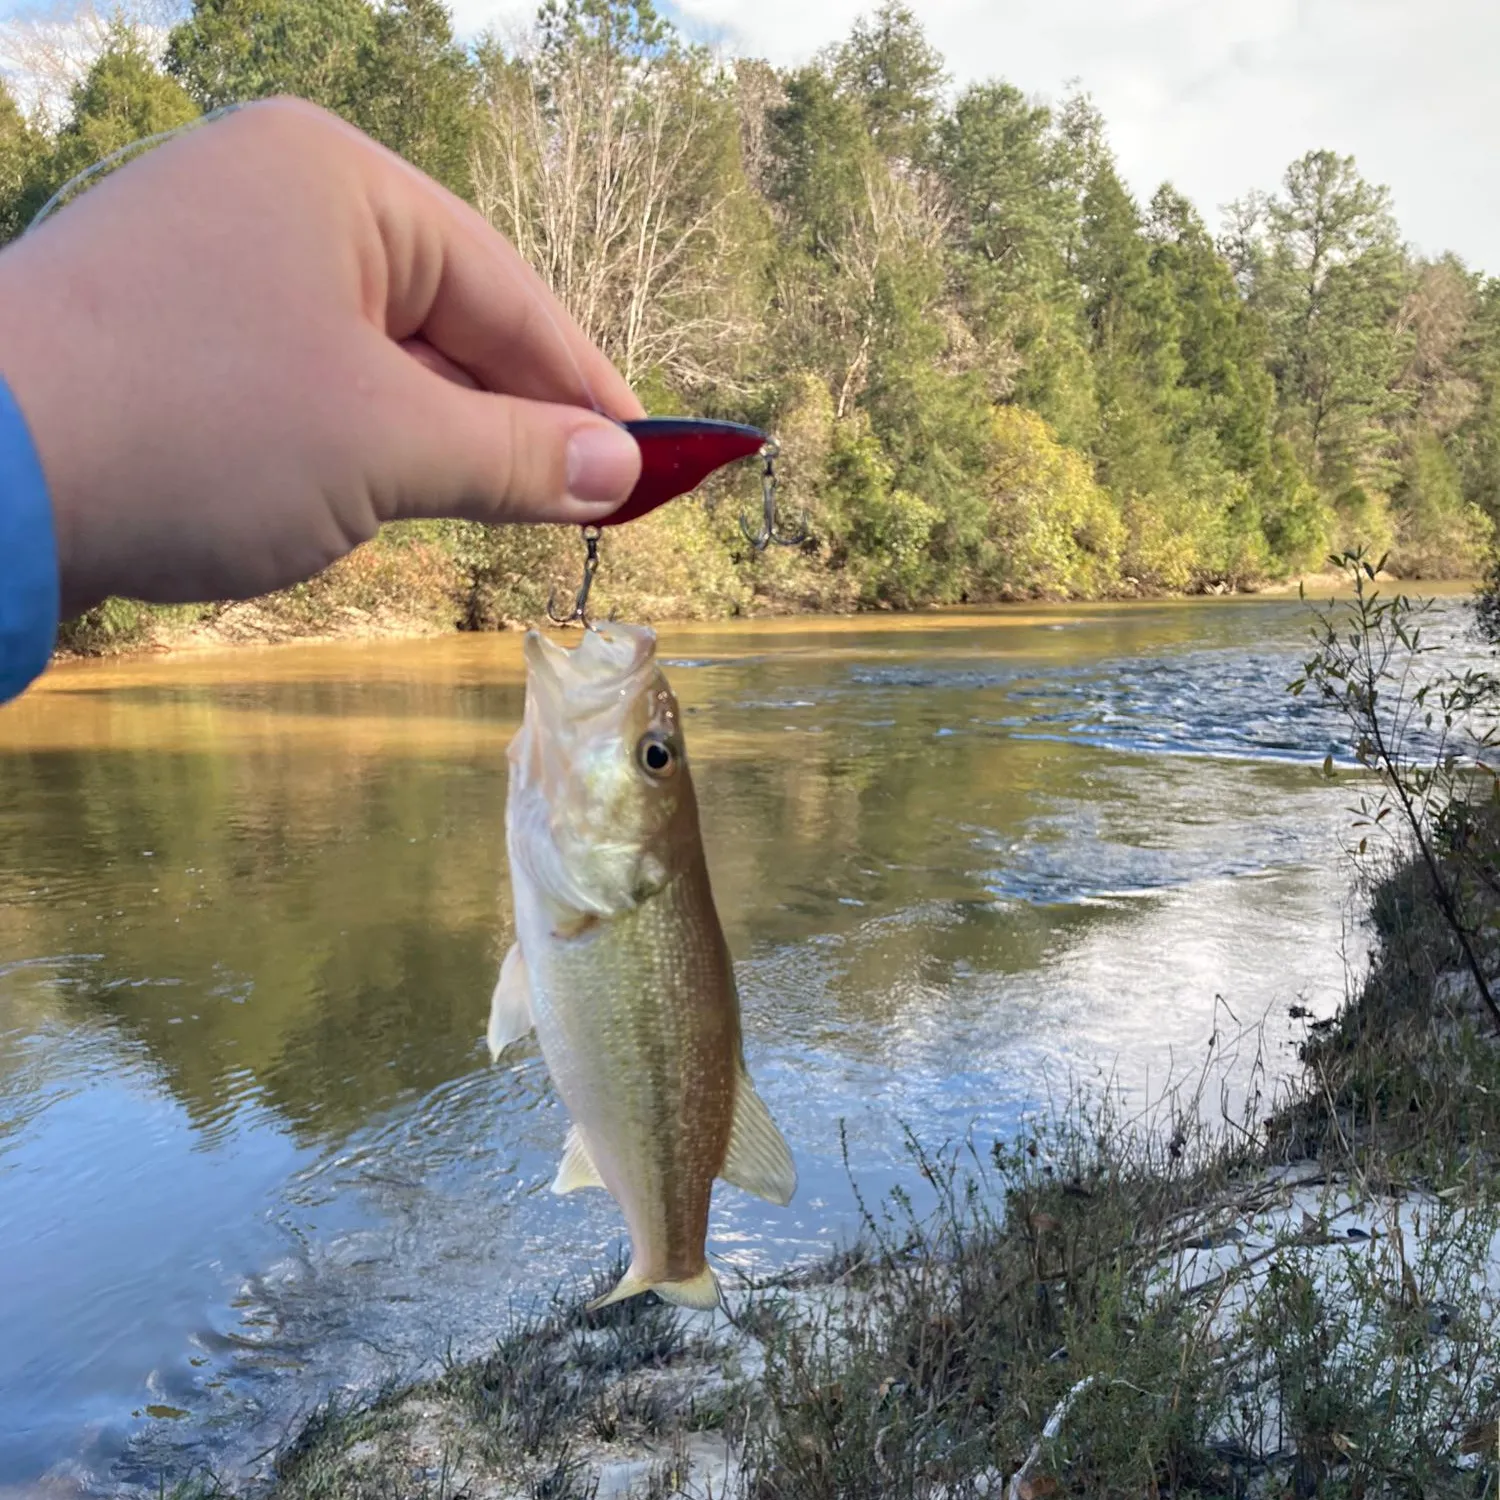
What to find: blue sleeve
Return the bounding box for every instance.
[0,376,60,704]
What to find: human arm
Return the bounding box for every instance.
[0,378,59,702]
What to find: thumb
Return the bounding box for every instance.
[370,349,643,526]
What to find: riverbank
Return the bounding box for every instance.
[51,515,1465,664]
[150,827,1499,1500]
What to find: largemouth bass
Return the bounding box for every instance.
[487,621,796,1311]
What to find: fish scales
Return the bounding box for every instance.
[527,865,738,1285]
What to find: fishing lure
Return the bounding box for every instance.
[547,418,807,625]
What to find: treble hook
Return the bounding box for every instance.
[547,524,603,626]
[739,440,809,551]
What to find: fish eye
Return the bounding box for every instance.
[636,732,678,779]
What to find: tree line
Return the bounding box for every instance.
[2,0,1496,617]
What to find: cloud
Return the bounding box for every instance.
[452,0,1500,272]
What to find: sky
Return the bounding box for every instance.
[450,0,1500,274]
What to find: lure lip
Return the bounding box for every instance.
[603,417,769,527]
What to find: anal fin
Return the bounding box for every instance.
[485,943,535,1062]
[551,1125,606,1195]
[720,1070,797,1206]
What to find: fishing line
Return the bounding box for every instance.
[25,102,245,233]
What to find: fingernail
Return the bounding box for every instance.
[566,424,640,508]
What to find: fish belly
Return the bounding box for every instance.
[520,869,740,1285]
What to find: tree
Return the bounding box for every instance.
[1219,192,1268,294]
[348,0,476,195]
[165,0,376,112]
[1395,256,1478,439]
[935,81,1093,435]
[830,1,945,165]
[765,64,901,417]
[939,81,1074,299]
[0,0,180,132]
[470,0,762,396]
[0,81,45,243]
[26,24,199,224]
[1253,150,1411,503]
[1390,429,1492,576]
[1146,186,1309,571]
[770,43,996,588]
[980,405,1123,597]
[1072,160,1180,535]
[765,65,873,268]
[1452,277,1500,525]
[732,55,783,200]
[1147,189,1271,467]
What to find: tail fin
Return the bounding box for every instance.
[587,1262,721,1313]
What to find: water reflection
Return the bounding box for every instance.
[0,597,1479,1490]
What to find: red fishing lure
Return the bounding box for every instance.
[606,418,769,527]
[547,417,802,623]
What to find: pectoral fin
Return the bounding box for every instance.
[485,944,535,1061]
[720,1070,797,1206]
[551,1125,606,1195]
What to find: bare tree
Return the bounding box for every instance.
[731,54,782,201]
[471,29,759,396]
[1395,255,1479,437]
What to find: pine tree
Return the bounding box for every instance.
[1255,150,1411,506]
[165,0,376,113]
[25,27,200,226]
[831,1,945,165]
[1453,277,1500,525]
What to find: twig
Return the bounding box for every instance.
[1007,1375,1099,1499]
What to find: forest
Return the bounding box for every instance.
[2,0,1497,629]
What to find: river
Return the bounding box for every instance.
[0,593,1482,1492]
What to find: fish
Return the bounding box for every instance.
[487,620,796,1311]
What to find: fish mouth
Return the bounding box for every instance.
[523,622,659,720]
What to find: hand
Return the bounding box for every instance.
[0,97,645,617]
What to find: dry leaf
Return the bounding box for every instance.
[1400,1261,1424,1310]
[1018,1476,1062,1500]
